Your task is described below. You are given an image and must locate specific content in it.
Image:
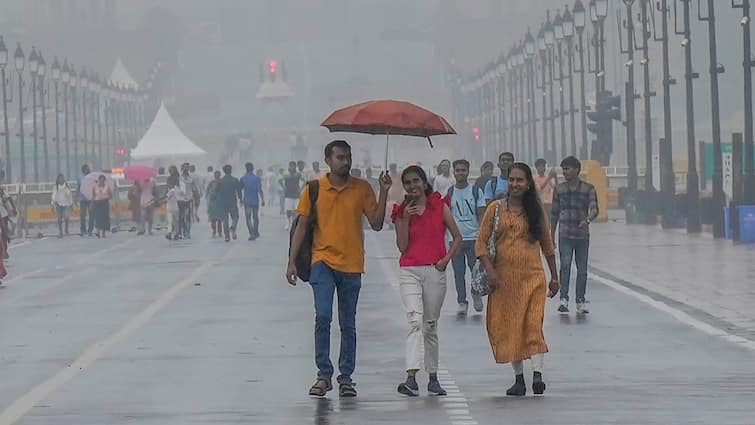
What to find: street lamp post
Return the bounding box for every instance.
[654,0,677,228]
[563,6,577,156]
[29,47,39,182]
[589,0,610,163]
[574,0,588,159]
[676,0,702,233]
[94,76,103,169]
[89,75,98,169]
[80,68,88,166]
[538,26,549,160]
[700,0,724,237]
[62,61,70,177]
[15,43,26,183]
[639,0,655,194]
[545,11,557,164]
[733,0,754,203]
[0,37,11,182]
[525,29,537,161]
[38,52,49,181]
[555,11,567,161]
[51,58,61,176]
[618,0,638,194]
[517,47,526,160]
[70,68,78,171]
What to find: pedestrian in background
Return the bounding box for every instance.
[217,164,242,242]
[91,174,113,238]
[432,159,455,197]
[178,163,197,239]
[282,161,304,230]
[51,173,73,238]
[392,165,461,397]
[77,164,94,237]
[476,162,559,397]
[533,158,557,219]
[483,152,515,203]
[473,161,495,198]
[551,156,599,315]
[443,159,486,316]
[206,170,222,237]
[138,177,157,236]
[240,162,265,240]
[287,139,392,398]
[165,165,181,240]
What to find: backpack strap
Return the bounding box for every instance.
[308,180,319,218]
[446,185,454,199]
[490,177,498,197]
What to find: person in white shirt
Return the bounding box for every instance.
[432,159,455,197]
[51,173,74,238]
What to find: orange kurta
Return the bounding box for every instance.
[475,200,555,364]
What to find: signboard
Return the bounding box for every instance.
[722,144,733,199]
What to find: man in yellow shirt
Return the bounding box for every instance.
[287,140,392,398]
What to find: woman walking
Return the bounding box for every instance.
[391,165,461,397]
[205,170,222,237]
[165,165,181,240]
[475,163,559,396]
[138,178,157,235]
[91,174,113,238]
[51,174,73,238]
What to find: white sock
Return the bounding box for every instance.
[531,353,544,373]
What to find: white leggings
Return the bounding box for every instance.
[399,266,447,374]
[512,353,544,374]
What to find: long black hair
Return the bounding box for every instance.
[401,165,433,196]
[509,162,544,242]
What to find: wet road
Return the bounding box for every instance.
[1,211,754,425]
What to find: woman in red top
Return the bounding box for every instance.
[391,165,461,397]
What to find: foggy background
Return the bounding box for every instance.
[0,0,750,170]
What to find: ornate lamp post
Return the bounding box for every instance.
[525,29,538,160]
[573,0,588,159]
[0,37,11,181]
[51,58,61,175]
[14,43,26,183]
[29,47,39,182]
[562,6,577,156]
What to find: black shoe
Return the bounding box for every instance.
[397,376,419,397]
[427,379,447,396]
[225,237,230,243]
[506,374,526,396]
[532,372,546,395]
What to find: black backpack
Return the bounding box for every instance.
[289,180,319,282]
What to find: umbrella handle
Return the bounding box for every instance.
[384,133,389,170]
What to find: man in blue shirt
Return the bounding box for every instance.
[240,162,265,240]
[483,152,515,204]
[444,159,486,316]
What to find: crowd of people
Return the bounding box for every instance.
[286,139,599,399]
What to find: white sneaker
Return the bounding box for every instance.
[284,223,290,231]
[576,302,589,315]
[457,302,468,316]
[557,299,569,314]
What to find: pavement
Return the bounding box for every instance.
[0,205,753,425]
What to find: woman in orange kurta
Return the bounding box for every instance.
[476,162,559,397]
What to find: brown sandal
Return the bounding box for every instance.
[308,378,332,397]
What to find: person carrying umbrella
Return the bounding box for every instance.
[286,140,392,398]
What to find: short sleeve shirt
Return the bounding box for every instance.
[483,176,509,202]
[445,185,485,240]
[240,173,262,207]
[296,175,378,273]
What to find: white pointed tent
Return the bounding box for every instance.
[130,103,206,161]
[109,58,139,89]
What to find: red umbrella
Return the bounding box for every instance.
[321,99,456,167]
[124,165,157,182]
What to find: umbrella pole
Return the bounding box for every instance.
[384,133,389,170]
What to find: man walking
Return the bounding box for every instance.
[217,165,242,242]
[77,164,94,237]
[282,161,304,230]
[287,140,392,398]
[533,158,557,218]
[240,162,265,240]
[483,152,515,203]
[443,159,486,316]
[550,156,599,315]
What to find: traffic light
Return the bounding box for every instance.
[587,90,621,164]
[115,147,126,156]
[472,127,480,141]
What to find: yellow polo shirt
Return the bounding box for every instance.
[296,175,378,273]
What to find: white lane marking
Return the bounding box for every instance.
[8,241,32,250]
[0,252,222,424]
[369,233,479,425]
[592,274,755,352]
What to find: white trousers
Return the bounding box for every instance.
[512,353,545,374]
[399,266,447,373]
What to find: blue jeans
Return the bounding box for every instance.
[309,262,362,382]
[559,236,590,303]
[451,240,476,304]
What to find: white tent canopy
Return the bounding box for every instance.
[130,103,206,161]
[109,58,139,89]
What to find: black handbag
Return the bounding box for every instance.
[289,180,319,282]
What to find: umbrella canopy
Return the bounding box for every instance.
[124,165,157,182]
[321,100,456,139]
